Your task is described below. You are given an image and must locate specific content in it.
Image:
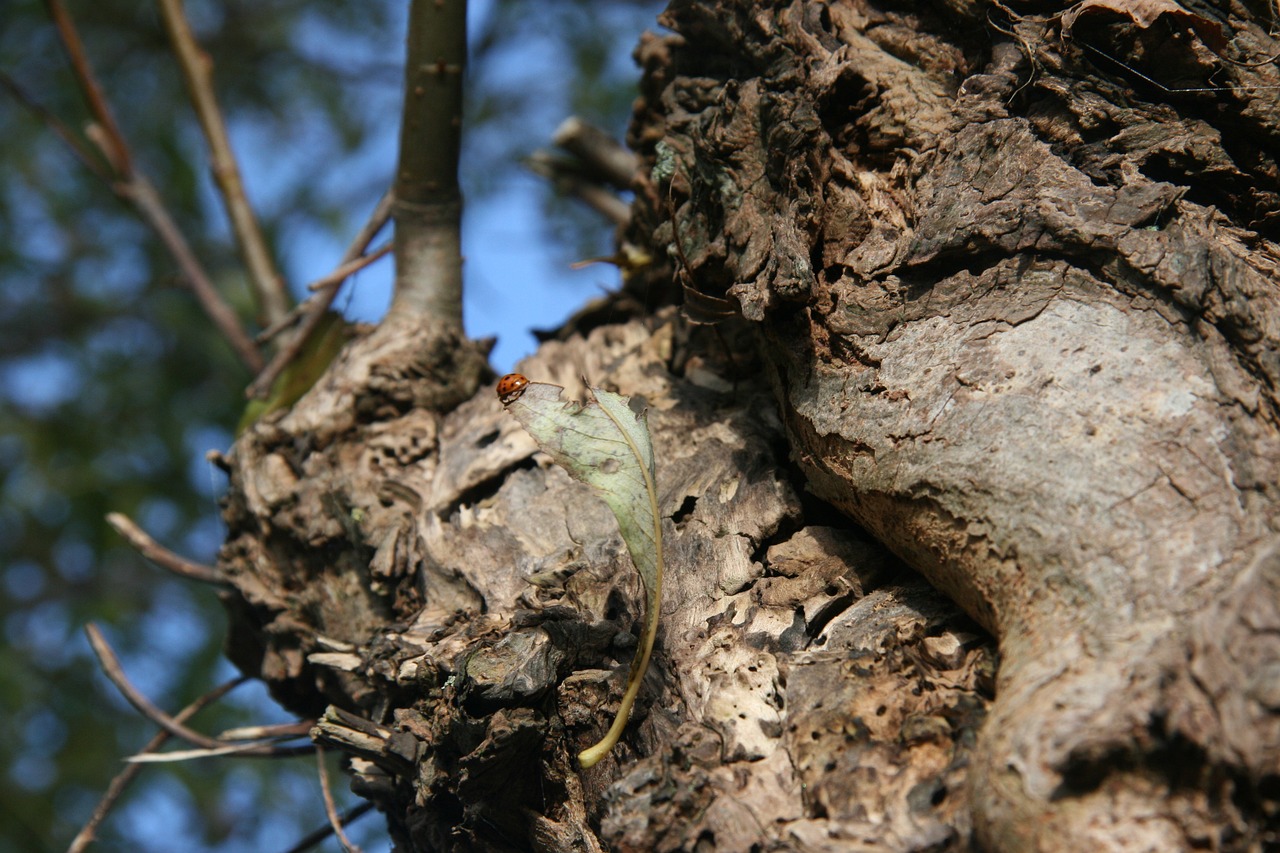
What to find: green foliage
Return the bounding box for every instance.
[236,311,351,434]
[0,1,659,849]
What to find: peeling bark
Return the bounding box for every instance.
[221,312,991,850]
[217,0,1280,850]
[623,0,1280,849]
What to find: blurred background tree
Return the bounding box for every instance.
[0,1,662,849]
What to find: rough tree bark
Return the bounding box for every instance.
[216,0,1280,850]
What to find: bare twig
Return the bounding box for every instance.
[0,71,109,180]
[126,742,306,762]
[106,512,226,585]
[390,0,467,326]
[121,175,264,371]
[155,0,290,325]
[525,151,632,226]
[218,721,314,741]
[44,0,131,175]
[247,190,395,399]
[42,0,262,371]
[552,116,638,189]
[84,624,312,758]
[258,189,395,343]
[67,676,248,853]
[316,746,363,853]
[280,803,375,853]
[306,241,392,292]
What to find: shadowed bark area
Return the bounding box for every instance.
[215,0,1280,850]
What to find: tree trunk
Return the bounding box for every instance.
[217,0,1280,850]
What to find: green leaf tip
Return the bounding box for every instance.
[499,378,663,769]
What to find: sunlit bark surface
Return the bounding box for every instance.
[218,0,1280,850]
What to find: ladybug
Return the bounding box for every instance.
[496,373,530,405]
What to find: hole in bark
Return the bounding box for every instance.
[1056,758,1114,797]
[823,263,848,286]
[876,705,887,716]
[672,495,698,525]
[817,3,832,33]
[816,65,876,153]
[475,429,499,448]
[1249,773,1280,814]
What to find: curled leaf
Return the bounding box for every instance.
[500,377,662,768]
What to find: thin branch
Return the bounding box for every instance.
[119,176,264,371]
[126,742,305,762]
[67,676,248,853]
[218,721,314,741]
[247,190,395,399]
[390,0,467,326]
[106,512,226,585]
[257,190,395,343]
[316,747,363,853]
[155,0,290,325]
[552,117,638,189]
[306,241,392,292]
[280,803,375,853]
[44,0,131,175]
[525,151,632,226]
[42,0,262,372]
[84,623,312,758]
[0,70,109,180]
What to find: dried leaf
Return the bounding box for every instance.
[1060,0,1227,51]
[500,377,663,768]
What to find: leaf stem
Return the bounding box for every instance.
[578,602,660,768]
[577,387,664,769]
